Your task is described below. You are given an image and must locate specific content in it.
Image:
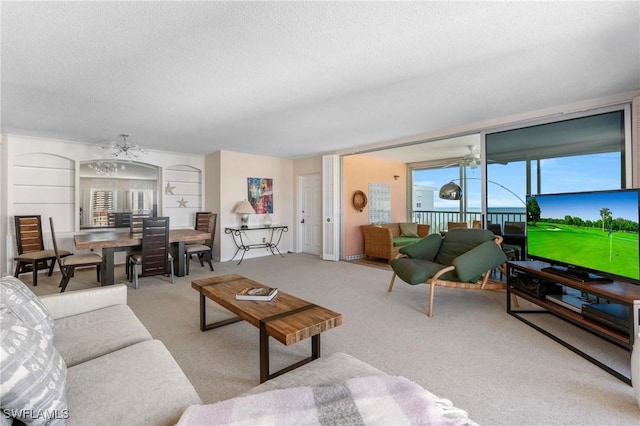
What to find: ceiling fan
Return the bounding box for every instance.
[443,145,482,169]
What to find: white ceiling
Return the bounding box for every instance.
[361,134,481,165]
[2,2,639,160]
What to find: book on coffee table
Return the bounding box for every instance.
[235,287,278,301]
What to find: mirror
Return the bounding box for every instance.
[79,160,160,229]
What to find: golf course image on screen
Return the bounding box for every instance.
[526,189,640,282]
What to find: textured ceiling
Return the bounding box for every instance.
[2,1,639,160]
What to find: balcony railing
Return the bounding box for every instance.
[411,210,527,234]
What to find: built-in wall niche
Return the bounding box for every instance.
[79,160,159,228]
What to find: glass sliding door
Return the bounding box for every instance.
[485,107,628,258]
[412,163,482,233]
[484,161,528,227]
[486,109,626,199]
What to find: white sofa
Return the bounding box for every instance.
[1,275,476,425]
[0,277,201,425]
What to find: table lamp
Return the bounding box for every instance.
[234,200,255,228]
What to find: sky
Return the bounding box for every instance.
[413,152,623,211]
[534,190,639,222]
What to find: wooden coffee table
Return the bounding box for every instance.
[191,274,343,383]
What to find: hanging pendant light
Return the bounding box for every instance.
[99,134,144,161]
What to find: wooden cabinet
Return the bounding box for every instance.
[507,260,640,385]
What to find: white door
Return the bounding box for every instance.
[299,173,322,255]
[322,155,340,261]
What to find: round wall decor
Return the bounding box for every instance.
[352,190,368,212]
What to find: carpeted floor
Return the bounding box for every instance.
[348,257,392,270]
[25,253,639,425]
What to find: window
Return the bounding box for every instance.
[411,164,482,232]
[408,107,629,232]
[486,109,626,194]
[485,108,627,227]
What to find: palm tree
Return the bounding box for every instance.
[599,207,612,232]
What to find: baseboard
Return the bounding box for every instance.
[345,254,364,261]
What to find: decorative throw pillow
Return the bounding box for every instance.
[0,276,54,342]
[0,312,68,425]
[400,222,419,237]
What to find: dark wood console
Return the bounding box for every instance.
[506,260,640,385]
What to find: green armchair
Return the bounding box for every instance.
[388,228,508,317]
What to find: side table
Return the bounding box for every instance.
[225,225,288,264]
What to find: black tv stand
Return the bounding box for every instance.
[541,265,612,283]
[507,260,640,385]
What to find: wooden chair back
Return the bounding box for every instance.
[203,213,217,247]
[14,215,46,254]
[472,220,482,229]
[109,212,132,228]
[13,215,64,285]
[504,221,526,235]
[195,212,212,232]
[140,217,171,277]
[130,213,151,234]
[447,221,468,230]
[487,223,502,236]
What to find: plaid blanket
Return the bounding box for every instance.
[177,375,477,425]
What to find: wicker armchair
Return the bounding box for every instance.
[361,223,430,263]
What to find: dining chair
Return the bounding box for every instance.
[184,211,210,249]
[185,212,217,274]
[504,221,526,260]
[13,215,71,286]
[504,221,526,235]
[447,221,468,230]
[487,223,502,235]
[128,217,174,289]
[49,217,102,292]
[108,212,132,228]
[126,212,151,280]
[130,213,150,234]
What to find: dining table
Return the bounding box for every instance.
[74,229,210,286]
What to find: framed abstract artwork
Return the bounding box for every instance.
[247,177,273,213]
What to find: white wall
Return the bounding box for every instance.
[204,151,322,262]
[217,150,294,262]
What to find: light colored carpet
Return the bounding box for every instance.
[26,253,639,425]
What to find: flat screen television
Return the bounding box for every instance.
[526,189,640,284]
